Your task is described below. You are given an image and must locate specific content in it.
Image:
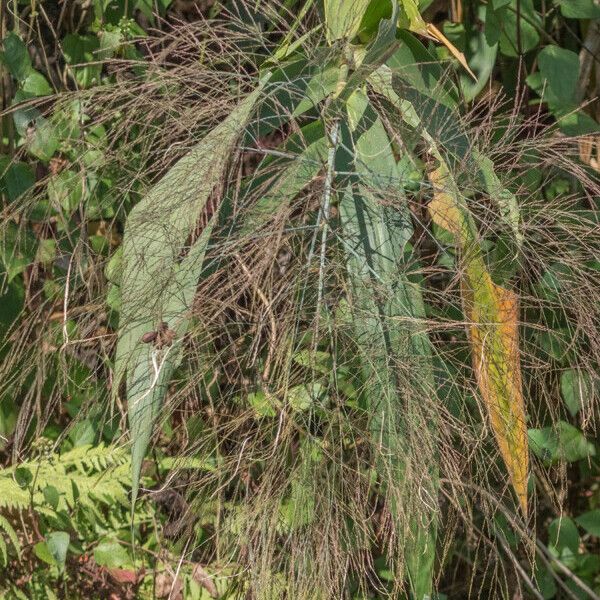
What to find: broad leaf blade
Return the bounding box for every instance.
[324,0,371,43]
[334,2,400,104]
[116,85,264,502]
[341,90,438,598]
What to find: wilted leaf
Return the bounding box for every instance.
[155,572,183,599]
[107,567,138,584]
[425,23,477,81]
[428,157,529,516]
[192,563,219,598]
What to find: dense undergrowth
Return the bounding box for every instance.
[1,0,600,598]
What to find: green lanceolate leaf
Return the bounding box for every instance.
[292,63,340,117]
[335,1,400,105]
[323,0,372,43]
[256,56,339,136]
[341,90,437,599]
[124,224,214,505]
[369,32,459,111]
[460,6,498,101]
[475,151,523,252]
[116,82,266,503]
[239,123,328,234]
[369,56,523,262]
[377,69,468,161]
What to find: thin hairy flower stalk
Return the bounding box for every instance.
[536,539,600,600]
[1,2,599,598]
[444,476,600,599]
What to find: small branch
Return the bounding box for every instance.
[497,535,545,600]
[60,252,75,349]
[131,345,174,408]
[536,539,600,600]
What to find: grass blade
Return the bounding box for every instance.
[428,157,529,516]
[341,90,438,598]
[116,84,265,503]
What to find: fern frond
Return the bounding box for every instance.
[0,514,20,565]
[0,444,131,511]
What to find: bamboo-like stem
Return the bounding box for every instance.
[312,118,340,351]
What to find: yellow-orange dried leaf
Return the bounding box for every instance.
[428,160,529,517]
[464,278,529,517]
[428,165,465,236]
[425,24,477,82]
